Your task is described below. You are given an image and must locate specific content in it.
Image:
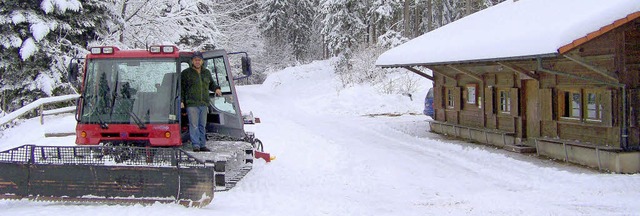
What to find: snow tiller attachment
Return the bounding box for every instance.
[0,144,254,207]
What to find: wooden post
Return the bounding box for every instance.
[563,142,569,162]
[40,105,44,125]
[596,148,602,171]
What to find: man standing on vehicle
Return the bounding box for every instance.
[181,51,222,152]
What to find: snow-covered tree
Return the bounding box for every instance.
[259,0,294,69]
[377,30,408,48]
[0,0,114,113]
[261,0,287,40]
[199,0,262,51]
[217,0,267,84]
[320,0,367,56]
[100,0,226,50]
[102,0,264,52]
[100,0,266,83]
[367,0,402,44]
[260,0,316,65]
[287,0,315,61]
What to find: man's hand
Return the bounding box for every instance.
[215,89,222,96]
[181,102,184,108]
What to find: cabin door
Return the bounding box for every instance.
[523,79,540,138]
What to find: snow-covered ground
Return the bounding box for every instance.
[1,60,639,216]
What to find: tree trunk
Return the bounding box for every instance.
[403,0,412,37]
[366,17,374,46]
[119,0,128,43]
[413,2,421,37]
[437,0,443,27]
[426,0,433,32]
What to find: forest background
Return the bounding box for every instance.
[0,0,504,115]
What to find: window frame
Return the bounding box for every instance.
[466,84,478,105]
[558,88,609,124]
[446,88,455,109]
[584,90,603,122]
[498,89,511,114]
[560,89,582,120]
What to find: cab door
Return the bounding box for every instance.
[179,50,246,139]
[201,50,245,138]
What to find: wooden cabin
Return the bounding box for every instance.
[376,0,640,173]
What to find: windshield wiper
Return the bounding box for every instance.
[84,95,109,129]
[96,113,109,129]
[109,72,119,116]
[129,111,146,129]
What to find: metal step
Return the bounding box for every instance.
[504,144,537,154]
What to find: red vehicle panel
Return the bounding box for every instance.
[76,123,182,147]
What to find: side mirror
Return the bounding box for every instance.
[241,56,252,76]
[67,59,81,84]
[229,51,252,80]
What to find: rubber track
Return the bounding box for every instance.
[216,166,252,192]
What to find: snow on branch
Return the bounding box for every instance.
[41,0,81,14]
[20,38,38,60]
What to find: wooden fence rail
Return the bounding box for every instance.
[0,94,79,127]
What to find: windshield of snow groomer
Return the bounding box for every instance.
[80,58,179,124]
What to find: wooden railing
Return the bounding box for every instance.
[0,94,80,127]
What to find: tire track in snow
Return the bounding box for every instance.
[235,84,640,215]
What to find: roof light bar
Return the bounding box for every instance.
[102,47,114,54]
[89,47,118,55]
[149,46,161,53]
[90,47,101,54]
[162,46,175,53]
[149,45,177,54]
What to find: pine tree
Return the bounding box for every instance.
[320,0,366,56]
[0,0,114,113]
[261,0,287,40]
[259,0,293,68]
[260,0,315,63]
[286,0,314,62]
[367,0,402,46]
[319,0,366,87]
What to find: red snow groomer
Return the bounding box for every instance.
[0,45,272,207]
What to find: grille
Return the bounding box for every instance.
[0,145,206,168]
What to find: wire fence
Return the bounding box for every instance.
[0,145,207,168]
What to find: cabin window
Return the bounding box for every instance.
[559,89,609,123]
[585,90,603,121]
[447,88,455,109]
[562,90,581,119]
[499,89,510,113]
[466,84,477,104]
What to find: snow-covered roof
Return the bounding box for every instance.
[376,0,640,67]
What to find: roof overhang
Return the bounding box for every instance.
[375,0,640,69]
[378,53,557,68]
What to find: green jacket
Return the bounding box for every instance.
[181,67,219,107]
